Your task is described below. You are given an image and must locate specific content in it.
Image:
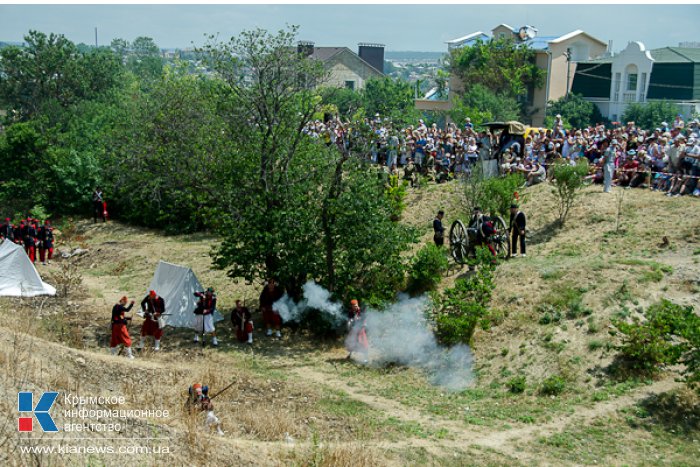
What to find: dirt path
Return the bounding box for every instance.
[292,363,681,463]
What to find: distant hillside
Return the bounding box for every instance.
[0,41,23,49]
[385,51,445,62]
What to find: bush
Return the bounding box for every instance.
[435,247,495,344]
[614,300,698,377]
[463,169,524,219]
[547,93,607,129]
[408,244,449,294]
[540,375,566,396]
[621,101,681,130]
[550,160,588,225]
[507,375,526,394]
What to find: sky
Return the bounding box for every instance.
[0,4,698,53]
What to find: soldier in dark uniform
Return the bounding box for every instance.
[0,218,13,242]
[433,210,445,247]
[13,221,23,245]
[509,204,527,257]
[24,220,38,263]
[92,187,106,223]
[38,220,55,265]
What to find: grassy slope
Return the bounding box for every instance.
[0,182,698,466]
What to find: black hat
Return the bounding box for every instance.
[510,203,519,209]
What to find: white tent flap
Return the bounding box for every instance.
[0,240,56,297]
[146,261,223,328]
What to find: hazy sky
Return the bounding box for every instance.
[1,4,698,52]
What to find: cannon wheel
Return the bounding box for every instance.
[449,220,470,264]
[490,215,510,259]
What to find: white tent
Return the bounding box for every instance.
[0,240,56,297]
[146,261,223,329]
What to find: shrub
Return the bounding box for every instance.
[540,375,566,396]
[434,247,495,344]
[507,375,526,394]
[408,244,449,294]
[550,160,588,225]
[614,300,698,380]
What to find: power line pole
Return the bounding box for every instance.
[95,27,98,48]
[565,48,571,99]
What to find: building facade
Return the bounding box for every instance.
[430,24,607,126]
[572,42,700,122]
[300,42,384,91]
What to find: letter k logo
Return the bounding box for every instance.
[18,392,59,432]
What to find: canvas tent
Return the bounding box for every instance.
[0,240,56,297]
[146,261,223,328]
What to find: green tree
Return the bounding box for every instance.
[547,93,607,129]
[318,86,363,117]
[621,101,681,129]
[361,76,418,125]
[127,36,163,81]
[460,84,520,122]
[450,38,545,107]
[0,30,122,120]
[550,160,588,225]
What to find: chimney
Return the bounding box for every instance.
[297,40,315,57]
[358,43,385,74]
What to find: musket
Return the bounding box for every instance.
[209,380,237,400]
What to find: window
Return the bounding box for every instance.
[627,73,638,92]
[344,80,355,90]
[499,32,506,40]
[613,73,621,102]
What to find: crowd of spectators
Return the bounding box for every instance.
[304,113,700,197]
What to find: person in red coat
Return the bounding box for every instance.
[346,299,369,363]
[23,220,38,263]
[259,278,284,338]
[231,300,254,344]
[138,290,165,351]
[111,296,135,359]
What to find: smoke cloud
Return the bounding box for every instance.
[274,281,474,391]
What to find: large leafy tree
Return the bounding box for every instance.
[450,38,545,120]
[361,76,418,125]
[0,30,121,121]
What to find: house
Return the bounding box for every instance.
[298,41,384,90]
[572,41,700,122]
[431,24,607,126]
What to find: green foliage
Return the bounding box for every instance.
[540,375,566,396]
[384,178,408,221]
[621,101,681,129]
[408,244,449,294]
[0,30,122,121]
[361,76,419,126]
[550,160,589,225]
[614,300,699,387]
[547,93,607,129]
[462,167,523,219]
[435,247,495,344]
[506,375,526,394]
[450,38,545,118]
[317,86,363,117]
[457,84,520,122]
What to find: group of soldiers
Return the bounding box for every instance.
[109,279,368,437]
[0,217,55,265]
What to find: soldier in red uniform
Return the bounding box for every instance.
[110,296,135,359]
[38,220,55,265]
[231,299,254,344]
[193,287,219,347]
[259,278,284,338]
[138,290,165,351]
[13,221,23,245]
[346,299,369,363]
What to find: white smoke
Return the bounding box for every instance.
[276,281,474,391]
